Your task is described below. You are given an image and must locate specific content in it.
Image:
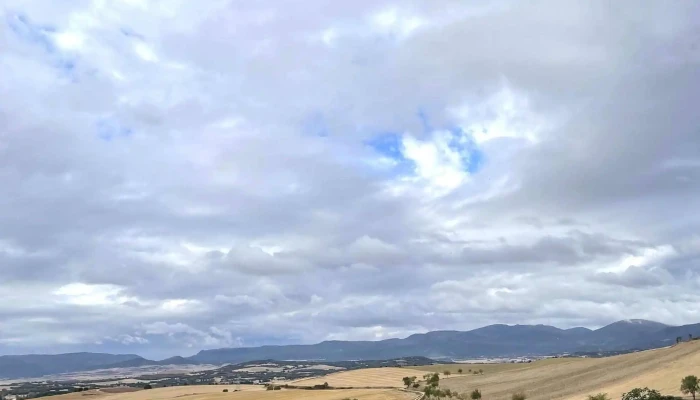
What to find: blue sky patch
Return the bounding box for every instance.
[96,118,133,141]
[7,12,80,80]
[365,132,404,161]
[7,12,56,54]
[447,127,485,174]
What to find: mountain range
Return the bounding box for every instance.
[2,319,699,379]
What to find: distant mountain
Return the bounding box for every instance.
[187,319,697,365]
[158,356,191,365]
[0,352,142,379]
[3,320,700,379]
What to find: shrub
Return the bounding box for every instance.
[444,370,451,376]
[621,387,680,400]
[403,376,417,389]
[512,391,527,400]
[587,394,609,400]
[458,368,463,374]
[412,383,420,388]
[426,373,440,387]
[222,389,228,393]
[471,388,482,399]
[143,384,152,390]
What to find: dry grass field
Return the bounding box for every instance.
[50,386,416,400]
[406,358,574,376]
[436,341,700,400]
[291,367,430,388]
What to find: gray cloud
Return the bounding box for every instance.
[0,0,699,359]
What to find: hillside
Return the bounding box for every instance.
[437,340,700,400]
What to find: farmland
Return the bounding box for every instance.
[47,386,415,400]
[291,367,429,388]
[434,341,700,399]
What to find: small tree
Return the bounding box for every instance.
[458,368,463,374]
[512,391,527,400]
[426,373,440,387]
[479,369,484,375]
[586,394,609,400]
[471,389,482,399]
[403,376,417,389]
[681,375,700,400]
[444,370,451,376]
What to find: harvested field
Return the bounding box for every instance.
[405,358,573,376]
[291,367,430,388]
[48,386,414,400]
[439,341,700,400]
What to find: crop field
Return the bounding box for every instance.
[291,367,429,388]
[436,341,700,399]
[51,386,416,400]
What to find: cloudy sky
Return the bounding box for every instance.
[1,0,699,359]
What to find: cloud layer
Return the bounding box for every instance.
[1,0,699,359]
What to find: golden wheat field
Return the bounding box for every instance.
[436,341,700,400]
[50,386,416,400]
[291,367,429,388]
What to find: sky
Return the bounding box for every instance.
[1,0,699,360]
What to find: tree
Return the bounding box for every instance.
[143,384,153,390]
[586,394,609,400]
[403,376,417,389]
[621,387,665,400]
[512,391,526,400]
[444,370,451,377]
[458,368,463,374]
[426,373,440,387]
[681,375,700,400]
[471,389,482,399]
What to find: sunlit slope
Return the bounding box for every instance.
[439,341,700,400]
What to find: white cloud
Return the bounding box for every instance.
[0,0,699,358]
[52,283,136,307]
